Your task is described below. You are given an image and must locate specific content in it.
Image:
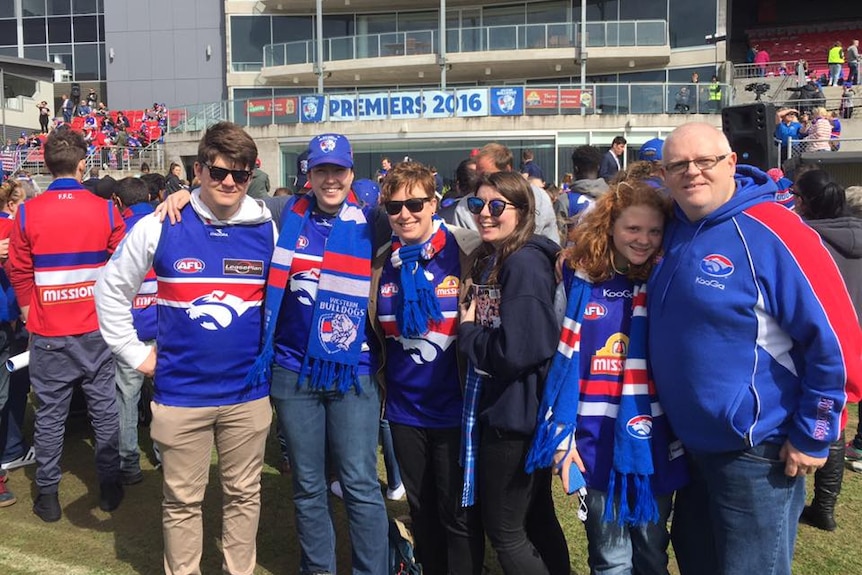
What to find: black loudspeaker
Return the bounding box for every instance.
[70,82,81,102]
[721,102,778,171]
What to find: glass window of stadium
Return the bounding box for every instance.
[0,0,13,18]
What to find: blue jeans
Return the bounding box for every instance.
[829,63,842,85]
[583,488,672,575]
[671,443,805,575]
[380,418,402,490]
[271,365,388,575]
[114,345,152,474]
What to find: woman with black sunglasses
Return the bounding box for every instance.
[368,162,485,575]
[458,172,569,575]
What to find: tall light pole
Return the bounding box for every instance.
[0,69,5,144]
[315,0,324,94]
[438,0,447,89]
[579,0,587,116]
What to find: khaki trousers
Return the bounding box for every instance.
[151,397,272,575]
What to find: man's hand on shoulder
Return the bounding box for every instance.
[154,189,191,224]
[779,440,826,477]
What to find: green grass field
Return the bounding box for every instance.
[1,410,860,574]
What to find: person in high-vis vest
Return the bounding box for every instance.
[828,42,845,86]
[708,75,722,113]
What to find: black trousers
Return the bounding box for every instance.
[479,428,570,575]
[390,423,485,575]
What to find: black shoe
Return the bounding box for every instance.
[121,470,143,486]
[800,504,837,531]
[99,480,124,512]
[33,492,61,522]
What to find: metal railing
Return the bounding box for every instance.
[2,142,165,177]
[732,58,841,81]
[169,81,730,133]
[261,20,667,68]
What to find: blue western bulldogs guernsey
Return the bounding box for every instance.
[122,203,157,341]
[273,213,373,375]
[152,204,273,407]
[564,269,686,495]
[377,231,463,428]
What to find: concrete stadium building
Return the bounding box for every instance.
[2,0,859,186]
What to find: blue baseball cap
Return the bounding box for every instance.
[638,138,664,161]
[307,133,353,170]
[352,179,380,207]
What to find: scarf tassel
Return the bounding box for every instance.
[302,357,362,394]
[244,332,275,391]
[603,471,659,526]
[525,420,575,473]
[397,263,444,338]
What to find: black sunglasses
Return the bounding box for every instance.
[204,163,253,184]
[466,196,521,217]
[383,197,431,215]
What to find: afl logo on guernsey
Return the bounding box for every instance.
[583,302,607,320]
[174,258,205,273]
[700,254,734,278]
[626,415,653,439]
[380,282,399,297]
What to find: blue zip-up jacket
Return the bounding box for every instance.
[648,165,862,458]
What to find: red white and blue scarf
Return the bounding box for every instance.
[247,191,372,393]
[526,273,660,526]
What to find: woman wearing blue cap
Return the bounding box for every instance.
[252,133,389,575]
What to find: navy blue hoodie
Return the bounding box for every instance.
[459,235,560,435]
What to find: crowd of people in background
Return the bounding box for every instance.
[0,114,858,575]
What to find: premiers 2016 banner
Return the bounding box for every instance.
[326,89,490,121]
[295,87,587,122]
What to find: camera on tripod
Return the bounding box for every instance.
[745,82,770,101]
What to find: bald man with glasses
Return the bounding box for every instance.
[646,122,862,575]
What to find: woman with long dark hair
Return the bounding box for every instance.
[458,171,569,575]
[795,169,862,531]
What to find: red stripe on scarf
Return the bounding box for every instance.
[325,252,372,276]
[560,324,580,349]
[267,267,290,290]
[292,194,312,215]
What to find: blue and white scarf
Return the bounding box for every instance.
[526,273,659,526]
[460,362,483,507]
[247,191,372,393]
[390,217,446,338]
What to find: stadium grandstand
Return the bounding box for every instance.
[0,0,859,186]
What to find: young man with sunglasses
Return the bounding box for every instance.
[95,121,277,574]
[648,122,862,575]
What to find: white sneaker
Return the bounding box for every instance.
[386,483,406,501]
[1,446,35,471]
[330,480,343,499]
